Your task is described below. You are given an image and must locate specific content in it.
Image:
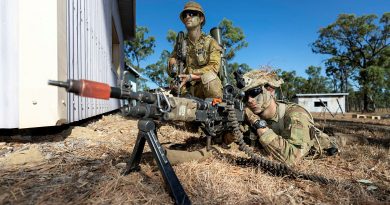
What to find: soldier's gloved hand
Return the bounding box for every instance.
[245,107,269,136]
[244,107,260,126]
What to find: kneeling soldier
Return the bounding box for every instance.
[168,1,223,99]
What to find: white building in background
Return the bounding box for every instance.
[293,93,349,113]
[0,0,136,129]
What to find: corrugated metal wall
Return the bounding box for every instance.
[0,1,19,128]
[67,0,121,123]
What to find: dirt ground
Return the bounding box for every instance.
[0,113,389,205]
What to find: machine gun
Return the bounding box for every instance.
[171,31,187,97]
[48,73,245,205]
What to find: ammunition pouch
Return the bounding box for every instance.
[195,48,207,66]
[195,36,212,66]
[163,97,197,122]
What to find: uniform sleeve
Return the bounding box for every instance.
[191,39,222,75]
[258,111,313,165]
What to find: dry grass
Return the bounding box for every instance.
[0,113,389,204]
[312,112,390,126]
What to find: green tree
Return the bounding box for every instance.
[144,50,172,88]
[219,18,249,61]
[218,18,251,85]
[325,64,340,92]
[124,26,156,70]
[275,67,332,101]
[366,46,390,109]
[143,30,177,89]
[124,26,156,91]
[166,29,177,47]
[312,13,389,112]
[324,56,354,93]
[227,62,251,86]
[303,66,331,93]
[276,70,307,101]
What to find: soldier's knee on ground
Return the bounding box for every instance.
[165,147,212,165]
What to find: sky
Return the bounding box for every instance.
[136,0,389,80]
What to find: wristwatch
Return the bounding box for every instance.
[253,119,267,129]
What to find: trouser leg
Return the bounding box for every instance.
[165,147,213,165]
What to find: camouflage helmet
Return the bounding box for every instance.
[180,1,206,27]
[241,70,284,92]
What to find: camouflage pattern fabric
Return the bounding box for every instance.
[164,97,198,122]
[242,70,284,92]
[165,147,212,165]
[245,102,335,165]
[165,101,336,166]
[170,33,223,99]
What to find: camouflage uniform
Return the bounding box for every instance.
[245,102,336,165]
[165,69,337,165]
[165,1,222,164]
[170,33,223,99]
[242,70,337,165]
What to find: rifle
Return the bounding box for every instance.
[171,31,187,97]
[48,74,245,205]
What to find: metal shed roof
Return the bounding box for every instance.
[118,0,136,40]
[126,64,141,77]
[294,93,349,97]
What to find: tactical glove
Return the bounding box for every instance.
[244,107,261,126]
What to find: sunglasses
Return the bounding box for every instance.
[181,10,200,19]
[244,87,263,102]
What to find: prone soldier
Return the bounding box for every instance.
[165,69,339,166]
[241,70,339,165]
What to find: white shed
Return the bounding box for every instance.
[0,0,136,128]
[293,93,349,113]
